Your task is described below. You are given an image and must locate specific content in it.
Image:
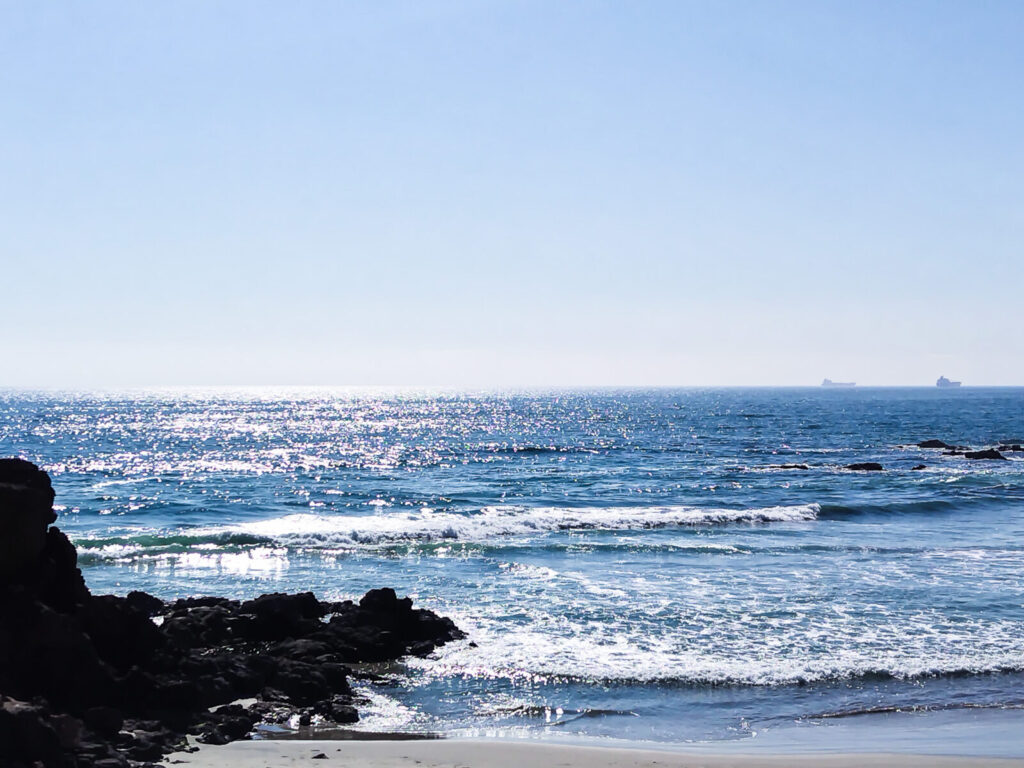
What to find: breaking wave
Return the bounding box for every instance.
[73,503,820,560]
[414,625,1024,689]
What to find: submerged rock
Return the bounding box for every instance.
[844,462,884,471]
[964,449,1007,460]
[917,439,953,449]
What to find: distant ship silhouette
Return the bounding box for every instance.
[822,379,855,388]
[936,376,962,388]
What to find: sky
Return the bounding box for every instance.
[1,1,1022,387]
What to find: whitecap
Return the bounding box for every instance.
[183,503,820,548]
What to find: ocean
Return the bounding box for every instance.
[2,387,1023,747]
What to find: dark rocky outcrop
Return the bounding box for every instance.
[964,449,1007,460]
[919,441,1018,459]
[0,459,56,573]
[0,697,75,768]
[911,464,927,471]
[0,459,465,768]
[769,463,810,470]
[844,462,884,471]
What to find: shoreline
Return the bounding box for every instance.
[175,738,1024,768]
[212,706,1024,765]
[246,702,1024,755]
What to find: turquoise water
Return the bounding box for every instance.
[2,387,1023,745]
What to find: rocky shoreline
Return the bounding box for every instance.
[0,459,465,768]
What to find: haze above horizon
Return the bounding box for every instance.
[2,2,1022,387]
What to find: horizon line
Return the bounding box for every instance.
[1,383,1019,391]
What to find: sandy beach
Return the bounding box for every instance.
[174,739,1024,768]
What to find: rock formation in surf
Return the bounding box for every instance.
[963,448,1007,460]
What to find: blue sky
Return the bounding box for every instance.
[2,1,1022,386]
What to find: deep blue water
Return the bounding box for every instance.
[2,387,1023,745]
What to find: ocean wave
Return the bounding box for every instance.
[817,499,965,518]
[805,701,1024,720]
[477,704,638,720]
[490,705,640,728]
[414,632,1024,689]
[398,596,1024,692]
[73,503,820,558]
[655,666,1024,689]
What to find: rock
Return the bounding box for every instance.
[235,591,324,640]
[964,449,1007,460]
[844,463,884,471]
[997,444,1023,452]
[38,525,91,611]
[0,463,90,612]
[76,738,124,763]
[125,734,165,762]
[125,590,165,616]
[359,587,412,614]
[770,464,810,470]
[270,638,332,660]
[917,440,953,449]
[246,700,291,724]
[356,587,465,646]
[84,706,125,738]
[196,726,232,745]
[81,594,166,670]
[170,595,239,611]
[314,696,359,725]
[50,713,83,749]
[162,604,235,648]
[0,457,57,576]
[213,714,254,741]
[0,697,73,768]
[266,659,333,706]
[0,598,116,710]
[314,663,352,694]
[911,464,927,471]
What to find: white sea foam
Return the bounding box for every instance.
[409,604,1024,688]
[186,503,820,548]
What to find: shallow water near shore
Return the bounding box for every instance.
[2,387,1023,750]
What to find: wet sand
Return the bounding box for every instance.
[174,739,1024,768]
